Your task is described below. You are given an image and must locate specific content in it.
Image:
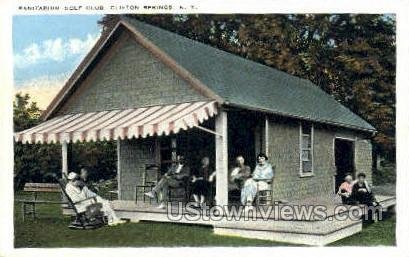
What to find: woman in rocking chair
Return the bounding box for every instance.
[65,172,126,226]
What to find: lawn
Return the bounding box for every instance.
[14,192,395,247]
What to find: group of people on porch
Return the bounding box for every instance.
[337,172,378,206]
[142,152,377,209]
[144,153,274,209]
[144,154,216,209]
[143,155,216,209]
[64,153,377,227]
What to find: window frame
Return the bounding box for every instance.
[299,122,314,177]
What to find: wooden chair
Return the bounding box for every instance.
[167,176,192,203]
[135,164,160,203]
[56,175,106,229]
[255,178,274,206]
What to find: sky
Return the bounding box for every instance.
[13,15,103,109]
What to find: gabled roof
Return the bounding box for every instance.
[43,16,375,132]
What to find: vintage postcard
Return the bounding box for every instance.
[0,0,408,256]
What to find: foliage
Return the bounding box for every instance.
[13,94,117,190]
[100,14,395,162]
[13,93,61,190]
[373,160,396,185]
[13,93,42,131]
[70,141,117,182]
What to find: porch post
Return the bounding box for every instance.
[62,141,68,176]
[117,140,122,200]
[265,116,269,156]
[215,110,228,207]
[61,141,70,214]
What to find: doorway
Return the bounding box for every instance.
[334,138,355,192]
[227,111,259,204]
[228,111,258,169]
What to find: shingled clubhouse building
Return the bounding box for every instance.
[15,16,389,245]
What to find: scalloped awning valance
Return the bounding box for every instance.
[14,101,218,144]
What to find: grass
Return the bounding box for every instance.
[14,192,395,247]
[329,215,396,246]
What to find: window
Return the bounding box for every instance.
[300,123,314,175]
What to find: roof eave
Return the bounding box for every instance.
[225,102,376,134]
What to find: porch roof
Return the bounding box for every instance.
[14,101,217,144]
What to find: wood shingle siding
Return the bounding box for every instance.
[56,31,208,115]
[354,139,373,185]
[265,119,335,201]
[119,138,157,200]
[267,117,372,202]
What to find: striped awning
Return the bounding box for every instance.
[14,101,218,144]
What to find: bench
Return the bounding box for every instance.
[16,183,65,221]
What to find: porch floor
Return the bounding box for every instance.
[111,195,395,246]
[113,194,395,219]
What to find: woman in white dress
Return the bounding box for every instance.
[65,172,125,226]
[241,153,274,207]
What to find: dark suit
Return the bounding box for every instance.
[351,181,376,206]
[231,165,251,189]
[152,163,190,203]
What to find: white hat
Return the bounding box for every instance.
[67,172,78,180]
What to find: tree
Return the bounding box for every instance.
[14,93,61,190]
[14,93,42,131]
[13,93,117,190]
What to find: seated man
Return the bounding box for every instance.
[65,172,125,226]
[79,167,101,193]
[145,155,190,209]
[80,167,89,182]
[337,174,354,204]
[351,172,378,206]
[230,155,251,189]
[241,153,274,208]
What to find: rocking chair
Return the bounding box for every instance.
[55,175,106,229]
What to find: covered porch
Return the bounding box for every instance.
[14,100,395,246]
[14,101,270,208]
[113,104,269,207]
